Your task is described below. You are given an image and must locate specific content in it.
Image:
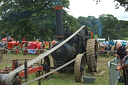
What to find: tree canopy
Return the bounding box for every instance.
[77,14,128,40]
[0,0,78,41]
[77,16,101,36]
[94,0,128,11]
[0,0,127,41]
[0,0,53,40]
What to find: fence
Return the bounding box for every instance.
[108,57,128,85]
[108,57,121,85]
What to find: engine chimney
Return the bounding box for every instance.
[52,0,64,40]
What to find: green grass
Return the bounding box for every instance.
[0,53,114,85]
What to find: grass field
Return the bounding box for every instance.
[0,53,114,85]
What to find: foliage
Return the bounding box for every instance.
[99,14,119,39]
[77,16,101,36]
[77,14,128,40]
[0,0,78,41]
[93,0,128,11]
[0,0,127,41]
[63,14,79,32]
[114,0,128,11]
[99,14,128,40]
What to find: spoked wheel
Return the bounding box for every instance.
[42,56,50,78]
[74,54,86,82]
[86,39,99,73]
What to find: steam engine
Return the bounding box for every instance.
[51,29,88,67]
[51,0,89,68]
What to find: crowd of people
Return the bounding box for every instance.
[102,39,115,50]
[101,39,128,84]
[102,39,128,49]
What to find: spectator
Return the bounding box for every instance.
[108,40,114,50]
[116,49,128,71]
[109,40,114,46]
[115,42,127,60]
[23,38,25,41]
[116,49,128,84]
[37,39,39,42]
[102,39,109,45]
[121,41,126,47]
[6,35,11,42]
[6,35,11,39]
[8,35,11,40]
[102,39,109,50]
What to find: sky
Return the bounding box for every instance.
[66,0,128,21]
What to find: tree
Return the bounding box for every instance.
[118,20,128,38]
[93,0,128,11]
[86,16,100,34]
[0,0,70,40]
[63,14,79,32]
[98,14,128,39]
[115,0,128,11]
[77,16,101,35]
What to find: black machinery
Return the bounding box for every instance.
[51,0,99,82]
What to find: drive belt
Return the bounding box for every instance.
[5,25,86,85]
[22,58,75,85]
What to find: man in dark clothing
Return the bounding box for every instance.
[116,49,128,85]
[115,42,127,60]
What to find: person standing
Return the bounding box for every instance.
[116,49,128,85]
[116,49,128,71]
[115,42,127,60]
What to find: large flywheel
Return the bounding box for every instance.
[74,54,86,82]
[86,39,99,73]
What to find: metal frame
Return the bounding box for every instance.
[108,57,123,85]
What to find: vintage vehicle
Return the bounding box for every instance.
[22,41,45,55]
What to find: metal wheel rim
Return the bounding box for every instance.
[74,54,86,82]
[86,39,99,72]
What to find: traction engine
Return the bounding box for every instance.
[51,0,99,82]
